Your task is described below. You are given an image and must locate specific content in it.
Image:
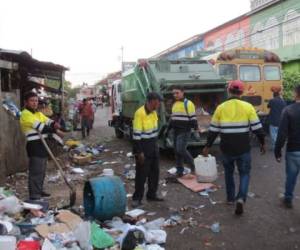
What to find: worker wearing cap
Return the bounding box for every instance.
[169,85,199,177]
[20,92,64,200]
[203,80,265,215]
[132,92,164,207]
[268,86,286,150]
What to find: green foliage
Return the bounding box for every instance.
[283,71,300,101]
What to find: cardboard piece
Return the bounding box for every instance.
[35,223,70,238]
[177,175,215,192]
[56,210,83,230]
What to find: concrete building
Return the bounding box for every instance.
[152,0,300,72]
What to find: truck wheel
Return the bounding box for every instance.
[115,127,124,139]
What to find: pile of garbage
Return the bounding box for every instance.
[0,185,169,250]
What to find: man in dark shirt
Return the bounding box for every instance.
[275,85,300,209]
[268,86,286,150]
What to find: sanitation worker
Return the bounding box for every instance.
[132,92,164,208]
[20,92,64,200]
[169,86,199,177]
[203,80,265,215]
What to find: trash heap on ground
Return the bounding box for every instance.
[1,135,226,249]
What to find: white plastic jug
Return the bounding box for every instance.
[194,154,218,183]
[0,236,16,250]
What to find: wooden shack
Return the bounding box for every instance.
[0,49,68,184]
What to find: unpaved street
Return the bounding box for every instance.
[10,107,300,250]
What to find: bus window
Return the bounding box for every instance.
[218,64,237,80]
[239,65,261,82]
[264,65,281,80]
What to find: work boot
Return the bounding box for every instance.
[282,198,293,209]
[235,199,244,215]
[132,200,143,208]
[41,191,51,198]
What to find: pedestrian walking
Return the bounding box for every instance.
[268,86,286,149]
[203,80,265,215]
[275,85,300,209]
[169,86,199,177]
[20,92,64,200]
[79,98,93,138]
[132,92,164,208]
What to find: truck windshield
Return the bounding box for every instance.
[218,64,237,80]
[239,65,261,82]
[264,65,281,80]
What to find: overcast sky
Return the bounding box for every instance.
[0,0,250,86]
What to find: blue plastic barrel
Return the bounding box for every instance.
[84,176,127,220]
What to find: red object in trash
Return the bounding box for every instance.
[17,240,41,250]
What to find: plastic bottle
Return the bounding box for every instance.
[210,222,220,233]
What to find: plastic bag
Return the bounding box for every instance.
[91,222,115,249]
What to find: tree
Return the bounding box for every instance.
[282,71,300,101]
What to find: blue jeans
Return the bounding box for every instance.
[222,152,251,202]
[174,131,195,174]
[269,125,279,150]
[285,151,300,202]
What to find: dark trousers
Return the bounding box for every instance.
[28,157,47,199]
[174,131,195,174]
[222,152,251,202]
[133,156,159,201]
[285,151,300,202]
[81,117,90,138]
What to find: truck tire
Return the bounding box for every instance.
[115,127,124,139]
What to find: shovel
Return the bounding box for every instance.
[37,131,76,208]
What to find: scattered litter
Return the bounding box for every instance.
[146,212,157,217]
[211,222,220,233]
[125,170,136,180]
[126,194,133,198]
[102,168,114,176]
[125,209,146,218]
[145,229,167,244]
[91,222,115,249]
[71,167,85,174]
[90,160,103,165]
[144,218,165,230]
[164,212,182,227]
[47,175,60,183]
[248,192,256,198]
[103,161,119,165]
[167,167,191,175]
[22,202,42,210]
[209,198,217,205]
[126,152,134,158]
[289,227,296,233]
[41,239,56,250]
[161,191,168,197]
[180,227,189,234]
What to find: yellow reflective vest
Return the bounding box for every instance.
[207,97,265,155]
[170,98,198,131]
[132,105,159,155]
[20,108,53,142]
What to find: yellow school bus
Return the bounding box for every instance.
[203,48,282,117]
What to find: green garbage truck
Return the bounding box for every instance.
[109,59,227,148]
